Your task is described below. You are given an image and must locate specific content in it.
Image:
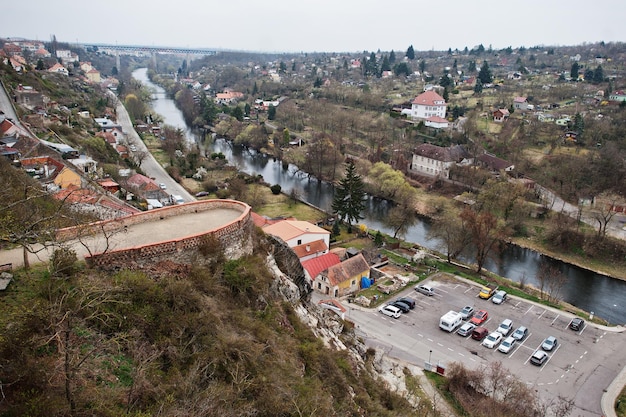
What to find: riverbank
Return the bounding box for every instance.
[511,235,626,282]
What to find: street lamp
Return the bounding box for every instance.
[429,350,433,364]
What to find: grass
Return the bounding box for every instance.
[423,370,469,417]
[616,387,626,417]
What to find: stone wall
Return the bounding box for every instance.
[73,200,253,269]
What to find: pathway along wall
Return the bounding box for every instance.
[60,200,254,270]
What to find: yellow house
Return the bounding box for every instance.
[86,69,101,83]
[54,166,82,189]
[316,253,370,297]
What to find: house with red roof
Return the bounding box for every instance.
[48,63,68,76]
[314,253,370,297]
[493,108,510,123]
[123,173,164,200]
[302,252,341,287]
[292,239,328,262]
[513,96,530,111]
[410,90,448,128]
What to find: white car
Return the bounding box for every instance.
[379,304,402,319]
[496,319,513,336]
[159,183,167,190]
[482,331,503,349]
[497,336,516,353]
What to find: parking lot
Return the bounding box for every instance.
[351,273,626,416]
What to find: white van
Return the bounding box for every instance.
[439,310,463,332]
[170,194,184,205]
[379,304,402,319]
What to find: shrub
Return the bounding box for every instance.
[270,184,282,195]
[50,247,78,277]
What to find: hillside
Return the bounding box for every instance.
[0,241,429,416]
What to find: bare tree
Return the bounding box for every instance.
[536,263,568,303]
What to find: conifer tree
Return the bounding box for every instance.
[332,161,366,232]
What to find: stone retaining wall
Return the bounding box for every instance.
[66,200,254,269]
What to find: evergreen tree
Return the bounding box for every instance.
[570,62,579,80]
[419,59,426,74]
[584,68,594,82]
[573,112,584,135]
[36,59,45,70]
[478,60,492,84]
[252,82,258,96]
[406,45,415,60]
[332,161,366,231]
[468,60,477,72]
[292,61,297,71]
[593,65,604,83]
[389,50,396,64]
[279,61,287,73]
[474,78,483,94]
[381,55,391,72]
[394,62,411,77]
[267,105,276,120]
[231,106,244,121]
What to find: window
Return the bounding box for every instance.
[297,239,302,245]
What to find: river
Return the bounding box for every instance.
[133,68,626,325]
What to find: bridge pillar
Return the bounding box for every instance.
[116,50,121,73]
[151,52,157,70]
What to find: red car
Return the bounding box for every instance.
[470,309,489,326]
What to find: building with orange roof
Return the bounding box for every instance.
[262,220,330,249]
[292,239,328,262]
[315,253,370,297]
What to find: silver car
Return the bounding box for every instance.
[415,284,435,296]
[542,336,558,351]
[498,336,516,353]
[457,322,476,337]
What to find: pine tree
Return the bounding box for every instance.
[570,62,579,80]
[478,60,492,84]
[332,161,366,232]
[406,45,415,60]
[389,50,396,64]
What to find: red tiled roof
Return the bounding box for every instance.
[292,239,328,258]
[263,220,329,242]
[326,253,370,287]
[412,90,445,106]
[426,116,448,123]
[514,96,527,103]
[302,252,341,279]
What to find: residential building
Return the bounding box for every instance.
[476,153,514,173]
[48,63,69,76]
[513,96,530,111]
[493,108,509,123]
[411,144,468,179]
[314,253,370,297]
[302,252,341,288]
[292,239,328,262]
[410,91,448,128]
[263,220,330,249]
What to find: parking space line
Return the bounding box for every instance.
[537,309,545,319]
[458,353,465,357]
[437,343,444,347]
[427,338,433,342]
[514,301,521,308]
[524,305,533,315]
[448,347,454,352]
[550,314,560,325]
[464,287,473,294]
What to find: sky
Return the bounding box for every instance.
[3,0,626,53]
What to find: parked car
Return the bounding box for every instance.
[570,317,585,331]
[496,319,513,336]
[396,297,416,309]
[542,336,558,351]
[415,284,435,296]
[498,336,516,353]
[512,326,528,341]
[470,309,489,326]
[379,305,402,319]
[457,322,476,337]
[391,301,411,313]
[460,305,475,320]
[482,332,503,349]
[195,191,210,197]
[530,350,549,366]
[479,284,498,299]
[159,183,167,190]
[471,326,489,341]
[492,290,507,304]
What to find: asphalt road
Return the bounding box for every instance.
[110,91,194,202]
[333,274,626,417]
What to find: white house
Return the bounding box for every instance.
[513,96,530,111]
[411,144,468,179]
[410,91,448,128]
[262,220,330,249]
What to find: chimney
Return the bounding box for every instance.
[306,245,310,252]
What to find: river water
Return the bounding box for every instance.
[133,68,626,325]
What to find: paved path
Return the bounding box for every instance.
[0,207,242,269]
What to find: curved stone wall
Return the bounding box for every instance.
[58,200,253,269]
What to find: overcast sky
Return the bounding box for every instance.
[4,0,625,53]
